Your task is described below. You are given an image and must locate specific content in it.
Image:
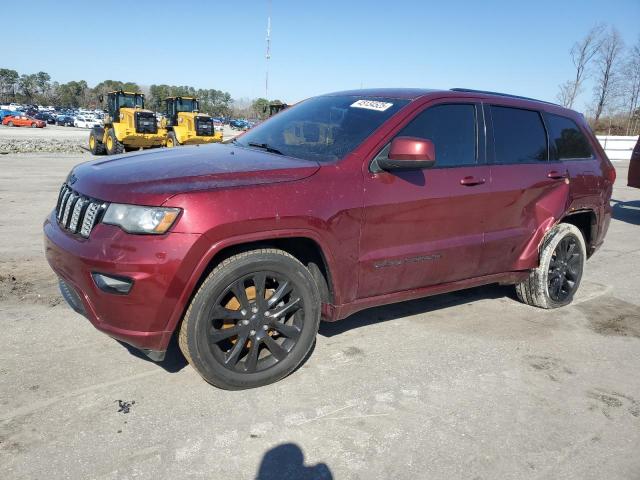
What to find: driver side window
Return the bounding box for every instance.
[381,104,478,168]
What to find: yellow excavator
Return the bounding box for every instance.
[89,90,166,155]
[162,96,223,147]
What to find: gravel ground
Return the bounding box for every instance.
[0,124,240,153]
[0,154,639,479]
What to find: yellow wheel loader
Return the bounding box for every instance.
[162,96,223,147]
[88,90,166,155]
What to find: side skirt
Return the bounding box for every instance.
[322,271,529,321]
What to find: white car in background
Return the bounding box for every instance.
[74,116,98,128]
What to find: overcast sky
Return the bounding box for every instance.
[2,0,639,112]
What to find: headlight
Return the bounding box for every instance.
[102,204,180,234]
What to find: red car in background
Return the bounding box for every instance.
[629,137,640,188]
[2,115,46,128]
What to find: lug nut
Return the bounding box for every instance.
[250,330,256,336]
[262,325,269,331]
[264,311,270,317]
[242,319,250,325]
[251,307,258,313]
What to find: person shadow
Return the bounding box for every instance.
[255,443,333,480]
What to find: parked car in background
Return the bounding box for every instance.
[56,115,75,127]
[44,88,615,389]
[2,115,46,128]
[74,116,98,128]
[34,112,57,124]
[0,109,17,121]
[628,137,640,189]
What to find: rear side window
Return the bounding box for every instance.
[544,113,593,159]
[491,106,547,163]
[397,104,477,167]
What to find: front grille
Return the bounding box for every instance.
[55,184,107,238]
[135,111,157,134]
[195,116,214,136]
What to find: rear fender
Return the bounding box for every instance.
[514,181,570,270]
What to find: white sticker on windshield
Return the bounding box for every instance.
[350,99,393,111]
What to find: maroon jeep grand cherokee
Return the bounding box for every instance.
[44,88,615,389]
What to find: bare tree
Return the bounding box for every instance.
[592,28,625,124]
[557,24,604,108]
[622,37,640,135]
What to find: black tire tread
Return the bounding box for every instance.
[178,248,320,389]
[515,223,586,309]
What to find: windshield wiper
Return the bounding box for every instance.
[247,142,283,155]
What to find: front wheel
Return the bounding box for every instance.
[166,131,178,148]
[7,121,13,127]
[105,129,124,155]
[179,249,321,389]
[31,122,37,128]
[515,223,586,309]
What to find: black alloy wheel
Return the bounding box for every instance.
[547,235,582,302]
[207,271,303,373]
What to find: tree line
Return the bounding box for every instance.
[0,69,233,116]
[558,26,640,135]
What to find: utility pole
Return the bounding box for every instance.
[265,0,272,100]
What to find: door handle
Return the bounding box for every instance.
[460,176,486,186]
[547,170,568,180]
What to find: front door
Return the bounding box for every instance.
[357,101,491,299]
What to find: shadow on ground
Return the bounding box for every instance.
[255,443,332,480]
[320,283,515,337]
[611,199,640,226]
[117,334,188,373]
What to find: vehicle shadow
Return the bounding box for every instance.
[255,443,333,480]
[117,334,188,373]
[319,283,515,337]
[611,198,640,226]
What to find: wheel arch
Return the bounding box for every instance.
[558,209,598,257]
[161,231,337,347]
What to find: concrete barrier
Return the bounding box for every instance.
[597,135,638,161]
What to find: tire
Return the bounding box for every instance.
[31,123,37,128]
[105,128,124,155]
[89,131,105,155]
[7,121,13,127]
[179,249,321,389]
[166,131,179,148]
[515,223,586,309]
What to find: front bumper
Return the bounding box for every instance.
[44,211,203,356]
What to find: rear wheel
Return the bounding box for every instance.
[166,131,179,148]
[179,249,321,389]
[105,129,124,155]
[515,223,586,309]
[31,122,37,128]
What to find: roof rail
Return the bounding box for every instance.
[450,88,560,107]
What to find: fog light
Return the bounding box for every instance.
[92,273,133,294]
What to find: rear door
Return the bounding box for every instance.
[358,100,492,298]
[480,104,570,275]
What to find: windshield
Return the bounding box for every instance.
[234,95,410,162]
[118,94,144,109]
[176,98,198,112]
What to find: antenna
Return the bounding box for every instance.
[265,0,271,99]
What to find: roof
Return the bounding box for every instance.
[165,96,197,100]
[323,88,438,100]
[322,87,573,115]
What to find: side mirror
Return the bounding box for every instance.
[378,136,436,170]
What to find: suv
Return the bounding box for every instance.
[44,88,615,389]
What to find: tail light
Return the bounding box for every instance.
[606,164,616,183]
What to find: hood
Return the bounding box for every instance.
[68,143,320,205]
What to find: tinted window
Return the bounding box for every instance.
[545,113,592,159]
[491,106,547,163]
[396,104,477,167]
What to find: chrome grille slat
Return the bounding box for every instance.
[54,183,107,238]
